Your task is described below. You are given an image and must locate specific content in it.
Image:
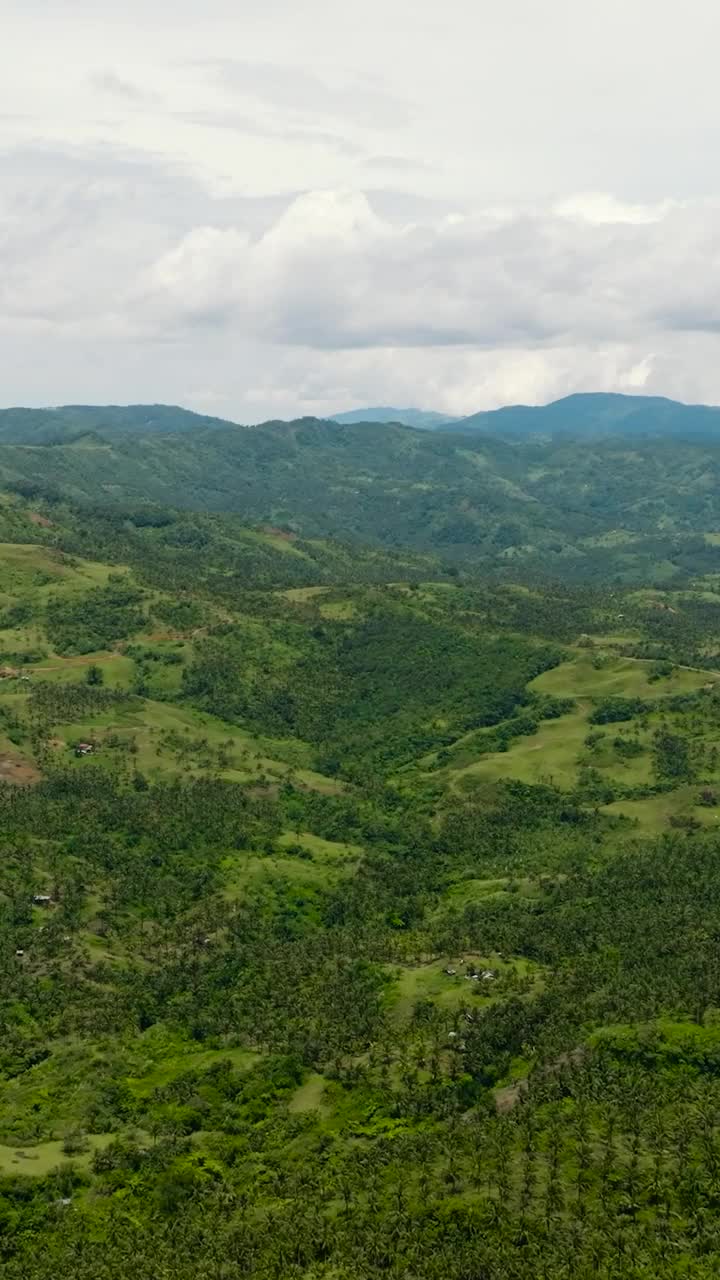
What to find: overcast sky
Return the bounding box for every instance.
[4,0,720,420]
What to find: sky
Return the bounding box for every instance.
[3,0,720,421]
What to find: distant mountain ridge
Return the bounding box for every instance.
[443,392,720,439]
[0,403,241,445]
[329,407,457,429]
[4,393,720,446]
[328,393,720,440]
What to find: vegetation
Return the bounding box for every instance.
[1,465,720,1276]
[7,401,720,581]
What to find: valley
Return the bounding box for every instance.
[3,455,720,1277]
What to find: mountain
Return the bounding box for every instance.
[329,406,457,429]
[0,403,241,444]
[5,411,720,581]
[446,391,720,438]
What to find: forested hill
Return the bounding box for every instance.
[329,406,457,429]
[447,391,720,439]
[6,392,720,446]
[6,413,720,581]
[0,404,241,444]
[6,477,720,1275]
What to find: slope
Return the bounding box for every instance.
[448,390,720,439]
[329,407,457,429]
[4,495,720,1277]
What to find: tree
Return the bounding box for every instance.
[86,664,104,686]
[653,728,692,781]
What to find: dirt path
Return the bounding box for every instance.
[34,653,123,672]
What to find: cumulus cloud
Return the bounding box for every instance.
[3,148,720,417]
[129,189,720,355]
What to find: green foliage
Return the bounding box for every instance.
[7,407,720,580]
[589,695,650,724]
[2,477,720,1276]
[653,728,693,780]
[46,582,145,654]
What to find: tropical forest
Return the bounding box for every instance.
[3,398,720,1278]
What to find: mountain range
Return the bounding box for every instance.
[329,406,457,429]
[3,392,720,445]
[3,393,720,582]
[332,393,720,438]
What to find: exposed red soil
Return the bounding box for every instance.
[0,755,41,785]
[260,525,297,542]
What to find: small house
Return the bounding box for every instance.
[33,894,52,907]
[75,743,95,757]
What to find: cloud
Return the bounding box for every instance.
[91,71,159,103]
[198,58,409,129]
[178,109,364,158]
[3,146,720,417]
[129,189,720,355]
[365,154,436,173]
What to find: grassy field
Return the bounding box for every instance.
[0,689,342,794]
[0,1134,114,1177]
[385,953,543,1023]
[221,831,359,900]
[432,652,718,833]
[531,650,709,699]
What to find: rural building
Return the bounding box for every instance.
[75,742,95,757]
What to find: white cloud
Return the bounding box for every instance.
[553,193,676,225]
[4,0,720,418]
[3,154,720,417]
[129,189,720,356]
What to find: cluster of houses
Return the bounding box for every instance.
[445,961,497,983]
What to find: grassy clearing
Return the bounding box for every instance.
[124,1046,258,1098]
[288,1073,328,1114]
[0,543,122,601]
[450,709,589,789]
[276,831,361,863]
[282,586,329,602]
[385,953,540,1022]
[319,599,357,620]
[0,1134,114,1177]
[442,876,534,907]
[532,652,708,700]
[245,529,307,557]
[30,653,136,688]
[603,789,720,835]
[441,654,711,795]
[221,833,357,898]
[44,698,342,793]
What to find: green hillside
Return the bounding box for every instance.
[0,403,241,444]
[4,486,720,1276]
[4,405,720,581]
[448,391,720,438]
[329,406,457,428]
